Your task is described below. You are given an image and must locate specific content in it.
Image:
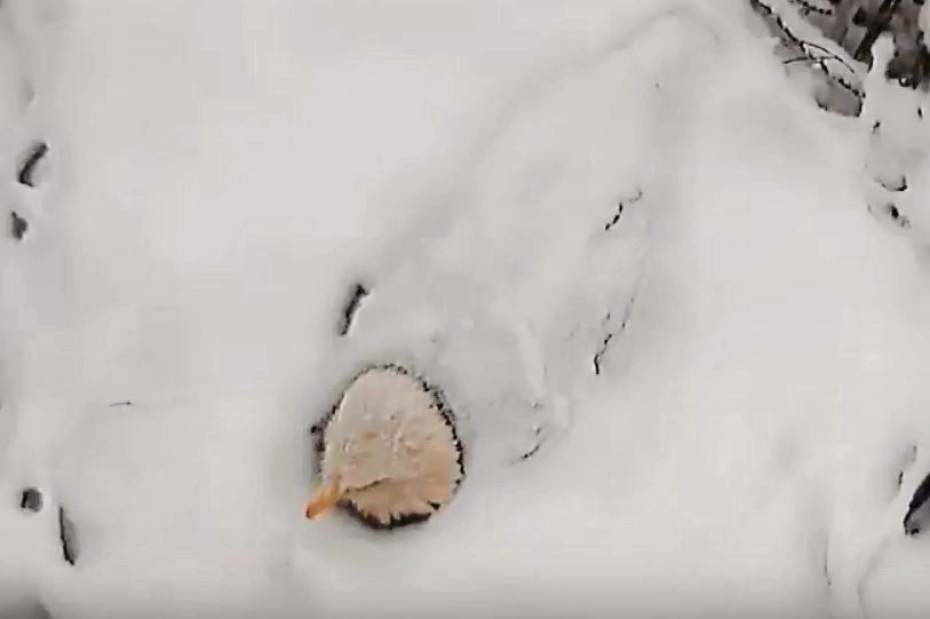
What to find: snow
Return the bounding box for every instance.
[2,0,930,617]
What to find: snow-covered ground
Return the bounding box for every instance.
[2,0,930,617]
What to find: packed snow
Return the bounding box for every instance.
[2,0,930,617]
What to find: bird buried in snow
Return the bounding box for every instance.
[304,365,464,528]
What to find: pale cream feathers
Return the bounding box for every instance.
[305,366,463,527]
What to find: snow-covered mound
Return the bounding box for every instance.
[2,1,930,617]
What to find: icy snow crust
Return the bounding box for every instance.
[1,0,930,617]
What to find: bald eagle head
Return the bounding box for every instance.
[305,365,464,528]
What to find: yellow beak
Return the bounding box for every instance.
[304,479,344,520]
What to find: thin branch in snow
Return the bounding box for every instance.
[593,296,637,376]
[788,0,834,17]
[593,332,614,376]
[337,283,369,336]
[17,141,47,188]
[514,423,545,463]
[853,0,901,63]
[750,0,865,101]
[604,189,643,232]
[58,506,78,566]
[783,55,825,65]
[904,470,930,535]
[794,41,859,74]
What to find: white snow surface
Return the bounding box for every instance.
[1,1,930,617]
